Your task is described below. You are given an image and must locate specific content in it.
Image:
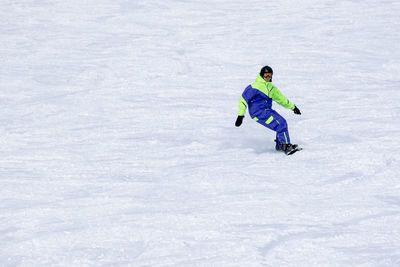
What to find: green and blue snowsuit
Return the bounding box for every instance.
[238,74,295,146]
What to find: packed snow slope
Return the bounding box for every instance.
[1,0,400,266]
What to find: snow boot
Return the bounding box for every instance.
[280,143,299,155]
[274,139,281,151]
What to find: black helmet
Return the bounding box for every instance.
[260,65,273,76]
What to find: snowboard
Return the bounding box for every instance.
[275,142,302,155]
[286,146,302,155]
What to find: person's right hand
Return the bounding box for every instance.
[235,116,244,127]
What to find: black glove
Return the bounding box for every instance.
[235,116,244,127]
[293,106,301,115]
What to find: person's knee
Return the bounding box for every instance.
[276,118,288,132]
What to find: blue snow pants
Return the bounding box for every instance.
[254,109,290,146]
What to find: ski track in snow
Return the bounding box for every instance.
[1,0,400,266]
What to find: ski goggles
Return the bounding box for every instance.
[263,73,272,78]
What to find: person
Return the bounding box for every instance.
[235,65,301,155]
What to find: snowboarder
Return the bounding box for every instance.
[235,65,302,155]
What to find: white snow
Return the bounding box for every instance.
[1,0,400,266]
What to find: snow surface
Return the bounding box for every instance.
[1,0,400,266]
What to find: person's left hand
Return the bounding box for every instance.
[293,106,301,115]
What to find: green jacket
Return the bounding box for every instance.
[238,74,294,116]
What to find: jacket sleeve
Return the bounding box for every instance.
[238,86,256,116]
[270,85,295,110]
